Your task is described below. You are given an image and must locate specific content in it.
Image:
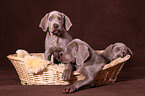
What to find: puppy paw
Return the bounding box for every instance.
[63,85,77,94]
[62,69,72,81]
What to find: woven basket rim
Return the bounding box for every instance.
[7,52,131,71]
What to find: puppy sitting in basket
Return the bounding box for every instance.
[56,39,106,93]
[39,10,73,63]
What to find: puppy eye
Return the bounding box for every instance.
[60,53,63,56]
[58,17,62,21]
[49,17,52,21]
[59,52,63,56]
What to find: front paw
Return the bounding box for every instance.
[62,69,72,81]
[63,85,77,94]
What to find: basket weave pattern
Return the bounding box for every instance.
[7,51,130,86]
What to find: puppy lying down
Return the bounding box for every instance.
[57,39,106,93]
[102,42,133,63]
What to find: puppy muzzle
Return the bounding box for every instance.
[52,30,62,36]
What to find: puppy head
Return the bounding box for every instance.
[39,10,72,35]
[60,39,89,66]
[104,43,133,61]
[112,43,133,60]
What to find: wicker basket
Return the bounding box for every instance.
[7,51,130,86]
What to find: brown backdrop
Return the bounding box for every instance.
[0,0,145,96]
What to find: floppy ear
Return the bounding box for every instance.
[39,13,49,32]
[67,42,77,56]
[76,44,89,66]
[127,47,133,56]
[62,13,72,31]
[103,44,114,60]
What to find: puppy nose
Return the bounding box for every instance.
[53,24,59,29]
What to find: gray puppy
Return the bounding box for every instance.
[59,39,106,93]
[39,11,73,61]
[103,42,133,62]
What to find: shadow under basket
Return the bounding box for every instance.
[7,50,131,86]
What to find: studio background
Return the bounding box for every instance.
[0,0,145,96]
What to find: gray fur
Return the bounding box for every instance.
[39,11,73,60]
[103,42,133,62]
[59,39,106,93]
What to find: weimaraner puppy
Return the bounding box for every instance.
[39,10,73,61]
[58,39,106,93]
[102,42,133,62]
